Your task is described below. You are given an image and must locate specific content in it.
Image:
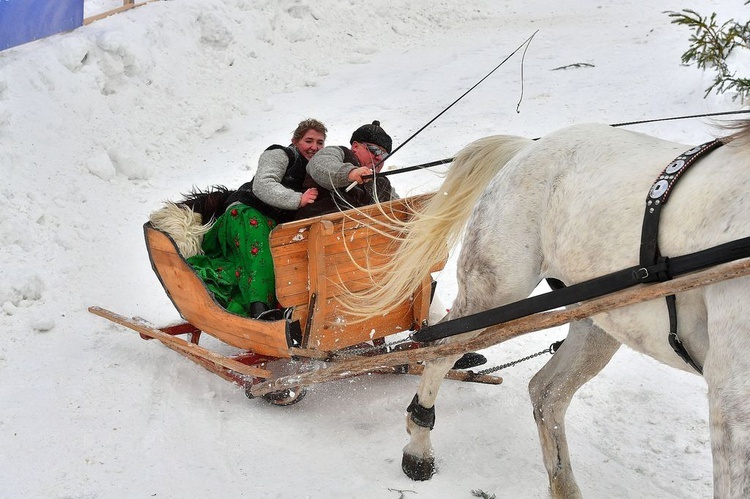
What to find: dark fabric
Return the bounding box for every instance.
[179,186,235,224]
[265,144,307,192]
[187,204,277,316]
[294,146,395,220]
[223,144,309,224]
[350,120,393,153]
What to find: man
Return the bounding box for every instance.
[295,120,396,219]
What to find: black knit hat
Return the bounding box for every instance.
[350,120,392,154]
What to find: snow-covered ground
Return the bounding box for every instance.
[1,0,746,497]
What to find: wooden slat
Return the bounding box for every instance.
[304,220,331,346]
[270,232,313,250]
[268,194,430,249]
[304,306,415,351]
[251,257,750,396]
[273,249,308,269]
[88,306,272,378]
[83,1,156,25]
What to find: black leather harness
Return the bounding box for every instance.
[638,139,724,374]
[413,138,750,376]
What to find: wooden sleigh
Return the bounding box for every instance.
[89,195,504,405]
[89,191,750,404]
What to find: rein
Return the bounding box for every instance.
[414,235,750,343]
[367,109,750,182]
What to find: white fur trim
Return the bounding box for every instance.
[149,202,213,258]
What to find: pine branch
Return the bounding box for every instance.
[666,4,750,101]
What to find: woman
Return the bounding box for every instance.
[188,119,327,318]
[228,118,327,224]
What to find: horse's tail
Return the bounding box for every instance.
[340,134,533,319]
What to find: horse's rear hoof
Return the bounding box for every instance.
[402,453,435,481]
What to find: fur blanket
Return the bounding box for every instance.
[149,202,213,258]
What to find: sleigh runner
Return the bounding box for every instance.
[90,195,503,404]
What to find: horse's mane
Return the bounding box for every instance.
[720,118,750,147]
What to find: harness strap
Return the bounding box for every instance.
[640,139,723,267]
[639,139,722,375]
[413,235,750,343]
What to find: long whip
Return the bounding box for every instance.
[345,30,539,192]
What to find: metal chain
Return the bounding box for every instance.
[332,336,565,376]
[335,336,414,358]
[475,340,564,375]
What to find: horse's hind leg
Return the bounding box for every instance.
[529,319,620,499]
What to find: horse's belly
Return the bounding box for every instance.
[589,291,707,373]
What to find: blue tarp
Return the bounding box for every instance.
[0,0,83,51]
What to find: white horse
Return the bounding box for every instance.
[344,121,750,498]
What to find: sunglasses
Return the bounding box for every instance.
[363,143,388,158]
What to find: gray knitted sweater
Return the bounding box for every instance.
[251,148,303,211]
[306,146,354,189]
[306,145,399,200]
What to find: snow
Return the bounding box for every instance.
[1,0,746,497]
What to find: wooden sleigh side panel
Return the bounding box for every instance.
[144,224,294,358]
[270,194,443,351]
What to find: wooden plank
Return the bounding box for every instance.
[305,302,414,351]
[250,258,750,396]
[268,194,431,248]
[304,220,332,346]
[411,275,433,328]
[88,306,272,378]
[280,294,416,338]
[270,232,310,254]
[83,1,156,25]
[323,245,396,269]
[273,250,308,269]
